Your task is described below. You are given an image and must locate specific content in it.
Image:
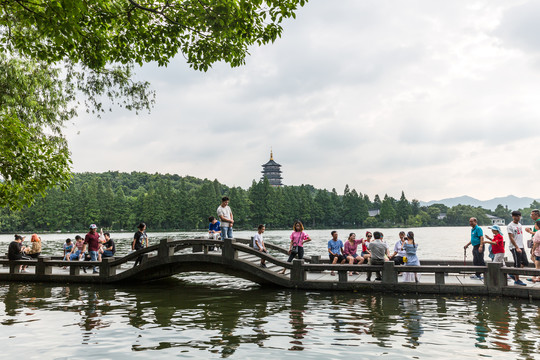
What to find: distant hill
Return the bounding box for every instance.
[419,195,539,211]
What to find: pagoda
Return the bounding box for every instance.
[261,150,283,187]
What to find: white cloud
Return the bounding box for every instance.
[65,0,540,201]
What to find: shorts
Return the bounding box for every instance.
[347,253,359,258]
[510,248,529,268]
[535,256,540,262]
[329,254,345,263]
[492,253,505,265]
[361,251,370,257]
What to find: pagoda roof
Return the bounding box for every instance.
[262,159,281,166]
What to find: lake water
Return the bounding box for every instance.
[1,227,539,359]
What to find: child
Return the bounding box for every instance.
[208,216,221,251]
[484,225,505,265]
[63,238,74,262]
[208,216,221,240]
[253,224,267,268]
[71,235,85,261]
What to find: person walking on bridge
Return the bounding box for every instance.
[507,211,528,286]
[464,217,485,280]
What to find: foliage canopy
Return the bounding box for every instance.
[0,0,308,209]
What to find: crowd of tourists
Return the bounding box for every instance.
[7,222,149,273]
[7,195,540,285]
[465,210,540,286]
[211,196,540,285]
[210,196,421,281]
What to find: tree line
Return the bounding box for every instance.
[0,171,537,233]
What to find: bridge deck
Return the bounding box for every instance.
[1,238,540,300]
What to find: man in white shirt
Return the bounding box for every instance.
[389,231,407,265]
[217,196,234,239]
[507,210,528,286]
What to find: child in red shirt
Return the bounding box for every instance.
[484,225,505,265]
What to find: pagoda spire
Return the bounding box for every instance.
[270,148,274,161]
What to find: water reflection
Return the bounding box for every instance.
[1,276,539,358]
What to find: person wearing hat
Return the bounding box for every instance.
[507,210,528,286]
[484,225,505,265]
[83,224,102,274]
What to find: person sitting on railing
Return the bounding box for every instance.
[26,234,42,259]
[102,232,116,258]
[279,221,311,275]
[402,231,420,283]
[344,233,365,276]
[389,231,407,266]
[63,239,74,261]
[328,230,346,276]
[8,235,31,273]
[361,232,372,262]
[70,236,85,261]
[208,216,221,240]
[253,224,267,268]
[366,231,389,281]
[208,216,221,251]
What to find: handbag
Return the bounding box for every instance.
[527,239,534,248]
[291,245,299,254]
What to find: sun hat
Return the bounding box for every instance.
[89,224,97,229]
[488,225,502,233]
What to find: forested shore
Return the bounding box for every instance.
[0,171,537,233]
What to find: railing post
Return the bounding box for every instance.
[159,238,174,260]
[70,263,81,275]
[310,255,321,273]
[435,271,445,285]
[382,261,397,284]
[338,270,348,283]
[9,262,20,274]
[291,259,305,283]
[192,243,203,253]
[99,257,116,277]
[486,262,504,294]
[36,256,52,275]
[222,238,237,261]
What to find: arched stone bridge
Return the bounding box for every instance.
[2,238,540,300]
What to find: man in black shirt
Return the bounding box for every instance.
[8,235,31,272]
[102,232,116,258]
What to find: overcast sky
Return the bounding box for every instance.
[65,0,540,202]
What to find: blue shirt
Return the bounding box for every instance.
[209,221,221,232]
[471,225,483,246]
[328,239,343,255]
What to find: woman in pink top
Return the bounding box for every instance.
[279,221,311,274]
[344,233,365,275]
[530,220,540,282]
